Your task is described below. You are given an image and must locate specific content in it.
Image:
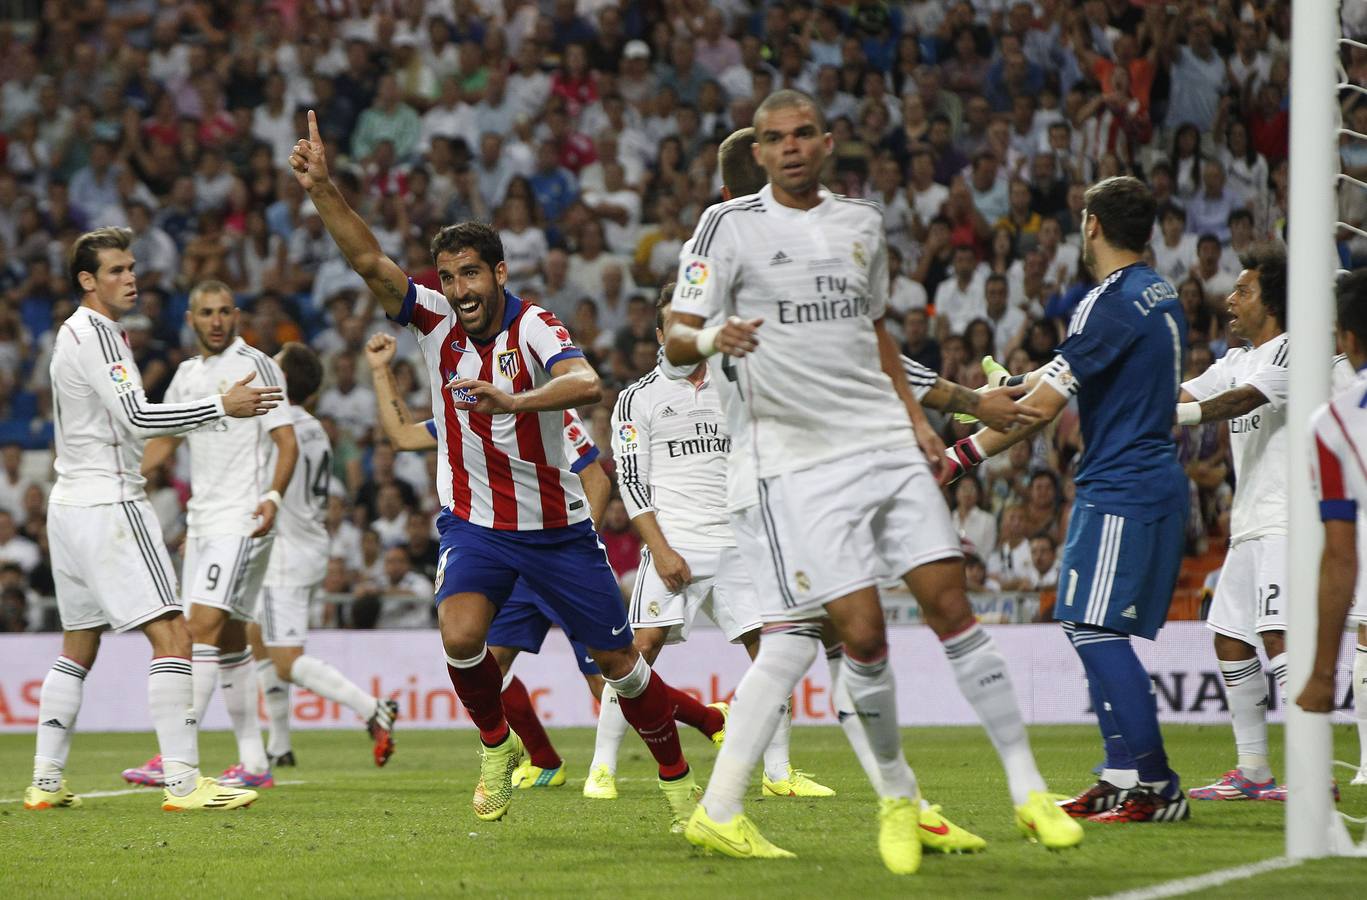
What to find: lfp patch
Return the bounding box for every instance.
[683,261,709,285]
[617,423,638,444]
[109,363,128,383]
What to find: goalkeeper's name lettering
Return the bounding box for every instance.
[778,294,871,325]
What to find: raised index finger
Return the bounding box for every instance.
[308,109,321,144]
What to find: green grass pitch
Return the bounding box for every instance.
[4,725,1367,898]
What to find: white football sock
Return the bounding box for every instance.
[1267,652,1288,701]
[842,651,918,800]
[191,643,219,724]
[590,684,629,774]
[942,623,1045,805]
[32,657,88,791]
[149,656,200,797]
[762,698,793,782]
[220,650,270,774]
[290,654,377,719]
[1218,656,1271,780]
[1354,645,1367,769]
[702,628,818,823]
[257,660,292,758]
[826,645,883,794]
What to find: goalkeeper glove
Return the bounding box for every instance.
[941,434,986,486]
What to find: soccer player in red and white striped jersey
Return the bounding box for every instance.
[290,111,702,829]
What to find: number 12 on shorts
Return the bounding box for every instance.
[1259,583,1281,618]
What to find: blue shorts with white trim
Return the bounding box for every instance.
[487,580,602,676]
[1053,504,1185,640]
[433,510,632,654]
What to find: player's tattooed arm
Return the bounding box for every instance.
[928,381,1039,433]
[366,334,437,450]
[1189,384,1269,424]
[290,110,410,318]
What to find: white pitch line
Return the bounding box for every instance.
[0,779,306,805]
[1095,856,1301,900]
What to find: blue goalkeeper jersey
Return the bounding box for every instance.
[1055,261,1188,519]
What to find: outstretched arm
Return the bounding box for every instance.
[289,110,411,318]
[1176,384,1269,425]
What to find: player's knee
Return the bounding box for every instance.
[841,626,887,663]
[632,629,665,662]
[1260,630,1286,659]
[442,634,487,662]
[594,646,642,683]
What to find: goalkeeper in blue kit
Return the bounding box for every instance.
[946,176,1191,823]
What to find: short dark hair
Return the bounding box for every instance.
[430,221,504,270]
[1338,268,1367,349]
[753,88,826,132]
[277,341,324,405]
[1196,232,1221,251]
[985,272,1008,290]
[1082,176,1155,253]
[718,127,766,197]
[1238,243,1287,328]
[1228,207,1254,225]
[68,226,132,293]
[656,281,675,331]
[1158,202,1186,223]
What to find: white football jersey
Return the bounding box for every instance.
[670,184,917,482]
[660,326,936,512]
[1182,333,1287,544]
[613,365,732,548]
[165,337,293,538]
[264,405,331,588]
[49,306,226,507]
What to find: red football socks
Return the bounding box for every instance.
[618,671,688,779]
[501,675,561,769]
[446,651,509,746]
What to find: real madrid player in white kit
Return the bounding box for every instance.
[663,93,1080,870]
[249,342,399,769]
[1174,247,1290,802]
[121,281,298,790]
[25,227,276,812]
[1301,271,1367,785]
[587,287,834,801]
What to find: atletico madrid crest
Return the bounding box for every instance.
[497,349,521,380]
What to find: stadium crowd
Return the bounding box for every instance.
[0,0,1361,632]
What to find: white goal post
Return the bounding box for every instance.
[1285,0,1341,861]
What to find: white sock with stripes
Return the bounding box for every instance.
[1218,656,1271,781]
[257,660,292,758]
[220,650,270,774]
[702,629,818,823]
[191,643,219,724]
[826,645,883,793]
[942,623,1045,805]
[1355,645,1367,770]
[32,657,88,791]
[1267,653,1288,701]
[149,656,200,797]
[842,650,918,800]
[589,684,629,775]
[290,654,378,719]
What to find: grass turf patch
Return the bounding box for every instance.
[3,724,1366,897]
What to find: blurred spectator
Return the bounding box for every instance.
[0,510,40,574]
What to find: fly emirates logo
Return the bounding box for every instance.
[778,275,870,324]
[666,421,730,458]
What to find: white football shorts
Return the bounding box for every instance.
[736,446,962,621]
[183,533,273,620]
[629,544,761,644]
[255,584,312,647]
[1206,534,1286,643]
[48,500,182,632]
